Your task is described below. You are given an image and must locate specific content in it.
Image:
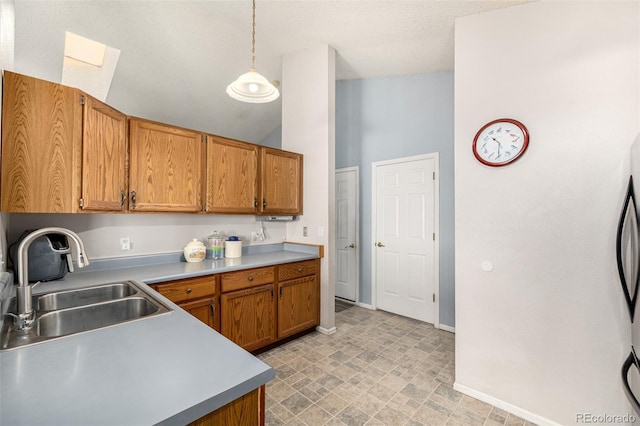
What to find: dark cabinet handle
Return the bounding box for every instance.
[254,197,258,211]
[297,267,303,272]
[120,189,126,209]
[622,348,640,415]
[186,288,192,294]
[262,198,267,209]
[130,190,137,209]
[616,176,639,321]
[270,288,274,301]
[248,276,254,282]
[279,287,283,300]
[210,298,215,316]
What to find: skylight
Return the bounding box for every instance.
[64,31,106,67]
[61,31,120,102]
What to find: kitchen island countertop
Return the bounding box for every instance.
[0,243,321,425]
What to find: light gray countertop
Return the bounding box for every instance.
[0,243,320,426]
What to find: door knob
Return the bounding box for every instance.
[376,242,385,247]
[345,243,356,249]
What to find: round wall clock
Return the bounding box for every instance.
[472,118,529,167]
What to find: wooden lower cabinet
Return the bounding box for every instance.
[188,385,265,426]
[220,284,276,352]
[151,259,320,352]
[180,297,216,329]
[151,275,219,331]
[277,275,319,339]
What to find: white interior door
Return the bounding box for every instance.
[373,154,438,323]
[335,167,359,301]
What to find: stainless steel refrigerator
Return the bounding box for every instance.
[620,140,640,415]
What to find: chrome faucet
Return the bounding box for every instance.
[14,227,90,329]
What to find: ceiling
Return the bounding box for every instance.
[13,0,533,143]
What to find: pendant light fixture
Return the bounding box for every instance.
[226,0,279,103]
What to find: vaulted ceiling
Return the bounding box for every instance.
[13,0,532,143]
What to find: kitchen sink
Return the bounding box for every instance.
[0,281,172,350]
[37,283,137,311]
[37,298,162,337]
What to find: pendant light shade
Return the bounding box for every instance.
[227,69,279,103]
[227,0,279,103]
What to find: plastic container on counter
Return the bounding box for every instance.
[225,236,242,259]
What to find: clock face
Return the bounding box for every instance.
[473,119,529,167]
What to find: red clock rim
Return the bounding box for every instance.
[472,118,529,167]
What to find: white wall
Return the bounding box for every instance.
[454,1,639,424]
[335,73,455,326]
[7,214,286,260]
[282,45,336,333]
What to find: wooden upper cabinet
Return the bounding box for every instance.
[205,136,258,213]
[1,71,305,215]
[260,147,303,215]
[80,95,127,211]
[128,118,203,212]
[1,71,82,212]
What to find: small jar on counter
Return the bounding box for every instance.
[184,239,206,263]
[207,231,224,259]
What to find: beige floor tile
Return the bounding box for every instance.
[316,392,350,416]
[297,403,333,425]
[385,392,420,418]
[352,391,386,415]
[412,404,450,426]
[458,395,493,417]
[337,404,372,425]
[373,404,411,425]
[259,304,539,426]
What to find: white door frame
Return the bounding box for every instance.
[336,166,360,303]
[371,153,440,328]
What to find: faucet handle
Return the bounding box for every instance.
[78,253,89,268]
[66,253,75,273]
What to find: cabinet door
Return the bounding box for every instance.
[80,95,127,211]
[129,118,202,212]
[179,297,218,331]
[260,148,303,214]
[220,284,276,352]
[206,136,258,213]
[277,275,319,339]
[1,71,81,212]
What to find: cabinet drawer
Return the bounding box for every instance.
[155,276,216,303]
[278,260,318,281]
[221,266,274,293]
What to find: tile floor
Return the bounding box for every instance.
[257,303,537,426]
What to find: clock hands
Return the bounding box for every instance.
[491,137,502,157]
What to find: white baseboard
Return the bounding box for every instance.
[316,326,336,335]
[356,302,375,310]
[453,382,562,426]
[437,324,455,333]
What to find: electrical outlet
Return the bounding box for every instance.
[120,237,131,251]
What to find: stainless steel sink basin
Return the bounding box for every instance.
[37,283,137,310]
[37,297,162,337]
[0,281,172,350]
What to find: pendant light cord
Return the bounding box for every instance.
[251,0,256,71]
